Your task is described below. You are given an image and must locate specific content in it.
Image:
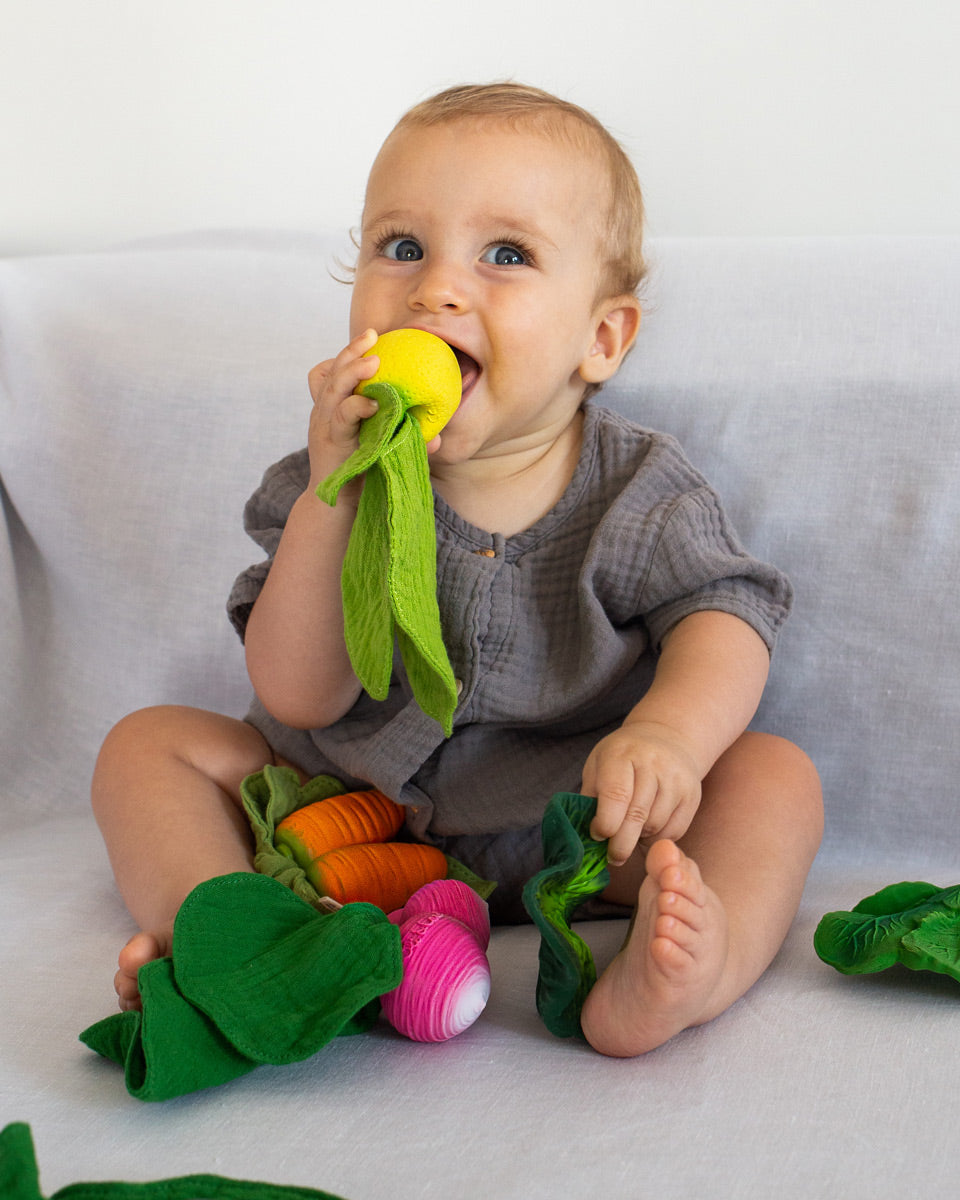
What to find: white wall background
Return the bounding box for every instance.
[2,0,958,256]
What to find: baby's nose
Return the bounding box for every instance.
[408,259,470,312]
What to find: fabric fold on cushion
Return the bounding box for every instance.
[522,793,611,1038]
[80,873,402,1101]
[316,381,459,737]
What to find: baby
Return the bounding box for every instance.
[92,82,822,1057]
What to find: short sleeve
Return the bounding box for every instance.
[226,448,310,640]
[639,485,793,653]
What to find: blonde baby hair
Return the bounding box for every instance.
[390,81,647,303]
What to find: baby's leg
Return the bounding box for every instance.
[91,704,282,1010]
[580,732,822,1057]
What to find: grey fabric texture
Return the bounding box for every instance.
[2,232,960,1197]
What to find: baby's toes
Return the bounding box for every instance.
[115,967,143,1012]
[646,840,706,905]
[658,887,707,935]
[114,930,168,1011]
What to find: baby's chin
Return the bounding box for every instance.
[426,433,468,468]
[425,420,487,469]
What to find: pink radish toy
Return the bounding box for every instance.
[382,880,492,1042]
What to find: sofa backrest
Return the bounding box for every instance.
[611,237,960,862]
[2,232,959,860]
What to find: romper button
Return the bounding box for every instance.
[455,678,464,695]
[476,548,496,558]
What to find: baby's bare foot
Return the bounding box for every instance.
[115,928,173,1012]
[581,840,729,1057]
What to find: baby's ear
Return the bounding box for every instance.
[579,296,642,384]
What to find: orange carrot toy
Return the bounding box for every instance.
[275,789,404,868]
[306,842,448,914]
[274,789,447,911]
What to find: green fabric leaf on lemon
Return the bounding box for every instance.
[316,329,462,736]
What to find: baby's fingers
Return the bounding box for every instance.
[327,390,379,449]
[643,784,701,847]
[308,328,380,406]
[584,761,657,869]
[307,329,384,454]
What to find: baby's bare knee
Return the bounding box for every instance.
[95,705,201,774]
[92,706,178,824]
[743,731,824,847]
[92,705,273,813]
[95,705,171,773]
[710,731,822,843]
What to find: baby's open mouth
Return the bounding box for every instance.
[450,347,481,398]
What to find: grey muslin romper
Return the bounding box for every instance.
[228,402,792,921]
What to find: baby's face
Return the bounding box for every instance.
[350,119,614,466]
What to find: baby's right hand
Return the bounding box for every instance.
[305,328,382,490]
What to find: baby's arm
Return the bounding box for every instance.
[243,329,382,730]
[582,610,770,866]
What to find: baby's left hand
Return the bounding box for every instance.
[581,721,703,868]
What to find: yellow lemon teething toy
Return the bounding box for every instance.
[357,329,462,441]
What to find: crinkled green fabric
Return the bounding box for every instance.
[0,1122,348,1199]
[522,793,611,1038]
[317,380,458,737]
[80,873,402,1101]
[241,765,497,903]
[815,880,960,981]
[241,766,349,909]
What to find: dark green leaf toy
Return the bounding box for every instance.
[814,880,960,981]
[0,1121,348,1199]
[522,793,611,1038]
[80,873,402,1101]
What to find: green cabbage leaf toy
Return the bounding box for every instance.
[815,880,960,981]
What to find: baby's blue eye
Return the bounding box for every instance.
[381,237,423,261]
[481,244,527,266]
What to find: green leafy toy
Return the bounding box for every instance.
[316,329,462,738]
[814,880,960,981]
[80,873,402,1101]
[0,1121,348,1199]
[241,766,351,911]
[522,793,611,1038]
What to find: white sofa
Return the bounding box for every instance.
[2,231,960,1198]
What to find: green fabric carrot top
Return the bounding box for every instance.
[316,329,462,737]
